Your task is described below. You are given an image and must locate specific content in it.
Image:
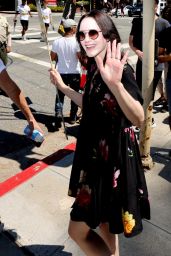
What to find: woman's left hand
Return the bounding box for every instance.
[96,40,129,88]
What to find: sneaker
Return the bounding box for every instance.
[151,118,156,128]
[54,112,62,128]
[154,96,167,107]
[161,102,168,113]
[69,114,77,125]
[22,35,27,41]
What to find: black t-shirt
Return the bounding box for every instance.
[130,17,170,49]
[155,17,170,39]
[130,17,170,71]
[130,17,143,51]
[159,26,171,78]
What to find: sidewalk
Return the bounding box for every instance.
[0,108,171,256]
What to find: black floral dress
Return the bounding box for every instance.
[68,62,150,238]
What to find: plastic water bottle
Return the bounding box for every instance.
[24,125,44,147]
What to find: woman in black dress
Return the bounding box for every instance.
[50,10,150,256]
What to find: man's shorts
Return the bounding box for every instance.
[44,23,49,28]
[20,20,29,29]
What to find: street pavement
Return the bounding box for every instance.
[0,105,171,256]
[0,11,171,256]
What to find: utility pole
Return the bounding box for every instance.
[139,0,155,169]
[90,0,97,10]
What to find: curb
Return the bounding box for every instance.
[0,143,76,197]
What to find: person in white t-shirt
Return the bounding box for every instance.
[0,59,43,135]
[51,19,81,126]
[40,0,53,42]
[14,0,32,40]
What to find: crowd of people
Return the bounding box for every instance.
[1,0,171,255]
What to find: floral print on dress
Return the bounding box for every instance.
[138,188,144,195]
[76,184,91,207]
[79,170,87,183]
[122,211,136,235]
[113,168,120,188]
[128,147,134,157]
[99,139,109,161]
[124,127,135,142]
[100,93,117,116]
[69,63,150,237]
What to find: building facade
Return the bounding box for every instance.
[0,0,57,11]
[0,0,169,12]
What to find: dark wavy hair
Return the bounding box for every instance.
[76,9,121,67]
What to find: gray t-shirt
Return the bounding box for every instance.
[155,17,170,71]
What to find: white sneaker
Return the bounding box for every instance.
[22,35,26,41]
[151,118,156,128]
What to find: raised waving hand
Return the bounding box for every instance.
[96,40,129,88]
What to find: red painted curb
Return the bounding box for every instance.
[0,143,76,197]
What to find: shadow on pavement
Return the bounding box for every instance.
[12,98,81,135]
[0,225,72,256]
[13,109,58,133]
[0,130,43,170]
[23,245,72,256]
[0,130,33,156]
[12,102,80,137]
[151,147,171,183]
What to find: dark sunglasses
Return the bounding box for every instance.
[78,30,102,41]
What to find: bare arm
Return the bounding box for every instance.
[108,82,144,127]
[50,51,58,62]
[13,12,18,21]
[49,12,52,24]
[0,69,43,133]
[6,34,12,53]
[29,11,32,18]
[50,69,83,108]
[129,35,143,60]
[158,47,171,63]
[96,40,144,128]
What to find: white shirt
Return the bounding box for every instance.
[17,4,30,21]
[0,59,5,73]
[52,36,81,74]
[41,7,51,24]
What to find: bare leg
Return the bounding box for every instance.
[68,220,111,256]
[21,28,26,37]
[99,223,119,256]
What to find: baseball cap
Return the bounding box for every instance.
[62,19,77,28]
